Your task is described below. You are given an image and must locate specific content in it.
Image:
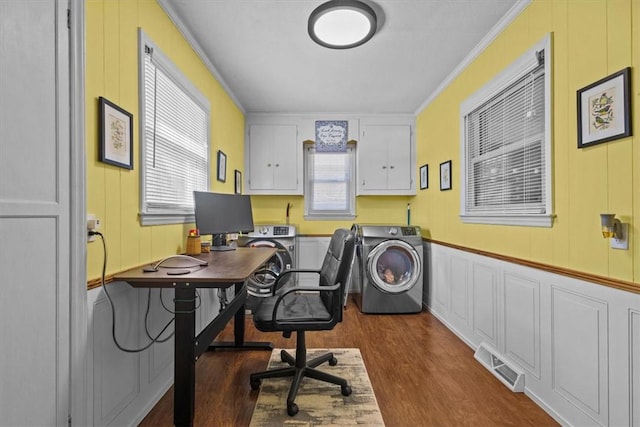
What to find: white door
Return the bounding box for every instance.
[0,1,71,425]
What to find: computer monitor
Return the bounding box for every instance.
[193,191,255,251]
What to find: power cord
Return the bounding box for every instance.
[91,231,176,352]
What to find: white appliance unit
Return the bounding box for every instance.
[236,224,297,299]
[352,224,423,314]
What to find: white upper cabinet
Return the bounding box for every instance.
[357,118,415,195]
[246,122,302,194]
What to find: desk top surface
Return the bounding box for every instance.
[114,247,277,287]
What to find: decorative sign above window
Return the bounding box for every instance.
[315,120,348,152]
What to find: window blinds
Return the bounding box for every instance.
[142,50,208,215]
[465,63,545,214]
[306,147,354,216]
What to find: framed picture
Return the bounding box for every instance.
[216,150,227,182]
[234,169,242,194]
[419,164,428,190]
[440,160,452,191]
[98,97,133,169]
[577,67,631,148]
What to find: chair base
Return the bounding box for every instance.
[250,331,352,416]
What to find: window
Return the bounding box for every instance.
[460,35,552,227]
[138,30,210,225]
[304,143,356,219]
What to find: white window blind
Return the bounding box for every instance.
[139,31,210,225]
[465,65,544,213]
[460,35,552,227]
[305,144,355,218]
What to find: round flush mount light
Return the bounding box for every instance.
[308,0,377,49]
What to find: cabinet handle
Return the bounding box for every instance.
[390,165,395,169]
[275,163,279,167]
[382,165,387,169]
[267,163,271,167]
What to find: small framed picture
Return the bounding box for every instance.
[440,160,452,191]
[217,150,227,182]
[98,97,133,169]
[234,169,242,194]
[419,164,428,190]
[577,67,631,148]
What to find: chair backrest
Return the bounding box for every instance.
[318,228,356,323]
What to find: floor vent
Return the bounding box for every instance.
[474,343,524,392]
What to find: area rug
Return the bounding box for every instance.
[250,348,385,426]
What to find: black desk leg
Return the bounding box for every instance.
[174,287,196,427]
[208,282,273,351]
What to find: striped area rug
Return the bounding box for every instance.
[250,348,385,426]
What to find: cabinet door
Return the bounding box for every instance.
[359,125,389,190]
[385,125,412,190]
[248,124,298,192]
[272,125,298,190]
[359,124,413,193]
[248,125,275,190]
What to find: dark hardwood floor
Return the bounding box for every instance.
[140,298,559,426]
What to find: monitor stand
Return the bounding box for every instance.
[211,233,235,251]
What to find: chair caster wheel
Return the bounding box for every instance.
[341,385,352,396]
[329,357,338,366]
[287,403,298,416]
[250,378,261,390]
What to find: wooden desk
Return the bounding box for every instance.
[114,247,277,427]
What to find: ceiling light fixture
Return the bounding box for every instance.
[308,0,377,49]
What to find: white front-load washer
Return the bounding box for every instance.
[236,224,296,299]
[353,224,423,314]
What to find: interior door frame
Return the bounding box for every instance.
[69,0,88,425]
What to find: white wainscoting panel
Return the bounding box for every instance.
[92,283,141,426]
[88,282,187,426]
[431,246,451,313]
[551,287,608,424]
[451,256,470,326]
[472,262,498,347]
[424,241,640,426]
[146,289,174,384]
[503,273,540,379]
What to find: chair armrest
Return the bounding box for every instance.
[270,283,341,328]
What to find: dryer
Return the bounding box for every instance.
[236,224,296,299]
[353,224,423,314]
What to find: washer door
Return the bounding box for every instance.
[246,239,293,297]
[366,240,421,294]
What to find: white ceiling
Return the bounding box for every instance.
[160,0,525,115]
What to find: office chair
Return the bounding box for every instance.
[249,228,356,416]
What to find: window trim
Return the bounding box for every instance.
[138,29,211,226]
[303,142,356,220]
[459,34,553,227]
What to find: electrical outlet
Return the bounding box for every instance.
[611,223,628,250]
[87,214,101,242]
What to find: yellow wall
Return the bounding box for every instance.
[86,0,245,279]
[415,0,639,283]
[86,0,639,286]
[250,195,413,235]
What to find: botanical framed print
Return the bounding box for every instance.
[98,97,133,169]
[234,169,242,194]
[217,150,227,182]
[577,67,631,148]
[419,164,428,190]
[440,160,452,191]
